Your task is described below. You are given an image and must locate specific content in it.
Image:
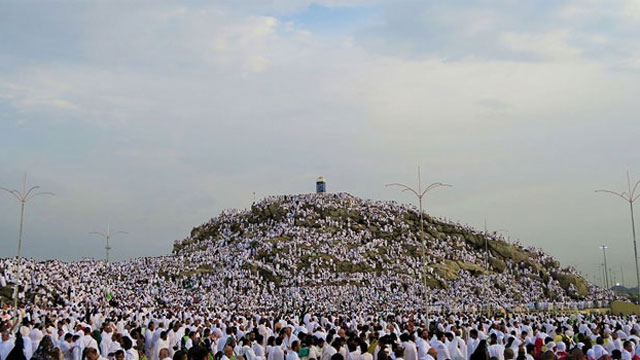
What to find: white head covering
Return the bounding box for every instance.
[594,345,609,359]
[20,326,30,337]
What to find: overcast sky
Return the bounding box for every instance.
[1,0,639,286]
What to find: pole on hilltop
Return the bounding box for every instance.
[90,224,128,263]
[599,245,609,289]
[386,166,451,319]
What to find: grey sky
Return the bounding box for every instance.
[0,0,639,286]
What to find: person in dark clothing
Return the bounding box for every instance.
[470,340,489,360]
[6,332,26,360]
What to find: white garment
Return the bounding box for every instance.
[253,343,265,359]
[403,341,418,360]
[273,347,286,360]
[287,350,300,360]
[242,345,257,360]
[58,341,73,360]
[152,340,169,360]
[435,341,451,360]
[284,336,299,350]
[72,342,83,360]
[466,339,478,360]
[29,329,43,354]
[417,338,430,360]
[488,344,505,360]
[100,333,113,357]
[447,338,466,360]
[218,335,229,353]
[145,330,156,356]
[126,348,140,360]
[323,345,336,360]
[23,335,33,360]
[0,339,14,360]
[362,353,374,360]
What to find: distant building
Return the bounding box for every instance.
[316,177,327,193]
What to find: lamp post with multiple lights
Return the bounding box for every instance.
[599,245,610,289]
[90,224,128,263]
[386,166,451,318]
[0,174,54,321]
[596,172,640,301]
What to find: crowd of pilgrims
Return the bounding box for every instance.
[4,309,640,360]
[0,194,616,318]
[0,193,623,360]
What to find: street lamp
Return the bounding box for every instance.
[89,224,127,263]
[386,166,451,318]
[483,219,508,270]
[596,171,640,301]
[599,245,609,289]
[0,173,54,321]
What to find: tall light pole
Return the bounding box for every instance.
[596,171,640,301]
[483,219,508,270]
[386,166,451,318]
[599,245,610,289]
[90,224,127,263]
[0,173,54,321]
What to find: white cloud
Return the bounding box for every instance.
[499,30,582,62]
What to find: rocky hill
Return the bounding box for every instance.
[171,192,608,311]
[0,192,613,314]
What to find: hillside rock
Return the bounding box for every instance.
[170,193,604,310]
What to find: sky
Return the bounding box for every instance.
[1,0,640,286]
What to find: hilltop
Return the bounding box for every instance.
[171,192,608,310]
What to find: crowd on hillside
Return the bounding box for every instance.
[0,194,616,318]
[0,193,622,360]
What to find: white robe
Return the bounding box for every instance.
[152,339,169,360]
[403,341,418,360]
[417,338,430,360]
[273,347,286,360]
[434,341,450,360]
[126,348,139,360]
[0,339,14,360]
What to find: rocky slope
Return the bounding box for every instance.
[0,192,613,314]
[171,192,606,310]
